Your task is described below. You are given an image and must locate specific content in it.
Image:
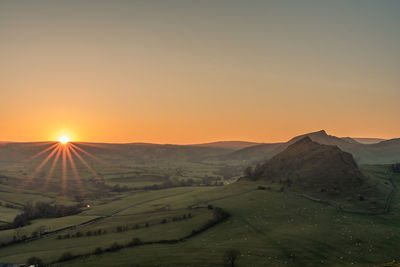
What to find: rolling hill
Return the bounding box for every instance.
[242,137,391,211]
[353,137,386,144]
[0,142,233,165]
[192,140,262,150]
[0,130,398,170]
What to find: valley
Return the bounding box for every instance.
[0,131,399,266]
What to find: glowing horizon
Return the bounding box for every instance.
[1,129,396,145]
[58,136,71,144]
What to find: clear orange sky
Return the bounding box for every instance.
[1,1,399,144]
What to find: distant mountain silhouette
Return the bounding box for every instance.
[352,138,386,144]
[193,141,262,150]
[341,137,361,144]
[1,130,398,165]
[227,142,284,162]
[227,130,400,164]
[287,130,346,145]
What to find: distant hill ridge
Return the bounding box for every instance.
[193,141,262,150]
[0,130,398,164]
[227,130,399,164]
[352,138,386,144]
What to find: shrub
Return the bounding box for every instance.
[58,252,74,262]
[213,208,230,221]
[13,214,29,228]
[107,242,123,252]
[94,247,103,255]
[128,238,142,246]
[13,202,82,228]
[392,163,400,173]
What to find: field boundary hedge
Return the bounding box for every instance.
[48,207,230,266]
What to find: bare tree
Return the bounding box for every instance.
[224,249,241,267]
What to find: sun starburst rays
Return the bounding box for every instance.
[29,143,59,161]
[17,140,104,198]
[70,143,107,165]
[65,144,86,197]
[69,146,103,183]
[42,145,61,192]
[61,144,68,198]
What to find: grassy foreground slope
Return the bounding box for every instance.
[0,186,222,264]
[0,169,398,266]
[57,172,400,267]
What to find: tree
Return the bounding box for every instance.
[14,227,25,241]
[36,225,46,237]
[27,256,43,266]
[13,213,29,227]
[224,249,241,267]
[392,163,400,173]
[243,166,253,179]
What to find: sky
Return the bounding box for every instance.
[1,0,399,144]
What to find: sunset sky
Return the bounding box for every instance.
[1,0,399,144]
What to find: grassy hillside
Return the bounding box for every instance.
[50,172,400,266]
[0,167,398,266]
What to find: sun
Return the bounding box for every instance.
[58,136,70,144]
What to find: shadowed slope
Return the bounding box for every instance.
[251,137,364,193]
[244,137,391,211]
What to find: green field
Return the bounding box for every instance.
[0,171,399,266]
[58,175,400,267]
